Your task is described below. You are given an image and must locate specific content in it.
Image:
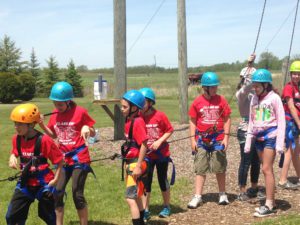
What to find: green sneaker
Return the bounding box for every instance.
[159,206,171,218]
[143,210,151,222]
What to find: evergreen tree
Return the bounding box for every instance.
[0,35,22,73]
[44,56,59,95]
[65,59,83,97]
[29,48,44,96]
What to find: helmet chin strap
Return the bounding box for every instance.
[258,83,267,97]
[204,87,212,98]
[126,105,138,119]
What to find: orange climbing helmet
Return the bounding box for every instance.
[10,103,40,123]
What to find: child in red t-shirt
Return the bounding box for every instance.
[279,60,300,189]
[39,81,96,225]
[121,90,148,225]
[139,87,174,221]
[187,72,231,209]
[6,103,63,225]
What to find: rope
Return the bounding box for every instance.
[0,171,21,182]
[90,153,122,163]
[127,0,166,55]
[264,6,297,52]
[283,0,300,86]
[253,0,267,54]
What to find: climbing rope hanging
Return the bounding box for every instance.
[253,0,267,54]
[283,0,300,86]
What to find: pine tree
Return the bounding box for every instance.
[0,35,22,73]
[28,48,44,96]
[65,59,83,97]
[44,56,59,95]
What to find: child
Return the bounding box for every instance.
[245,69,285,217]
[236,54,262,201]
[121,90,148,225]
[139,87,174,221]
[6,103,63,225]
[39,81,96,225]
[187,72,231,209]
[278,61,300,189]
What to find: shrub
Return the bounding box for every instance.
[19,73,36,101]
[0,72,22,103]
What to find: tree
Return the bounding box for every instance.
[77,65,88,72]
[44,56,59,95]
[0,35,22,73]
[257,51,282,70]
[65,59,83,97]
[29,48,40,78]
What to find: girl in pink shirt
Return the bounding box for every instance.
[245,69,285,217]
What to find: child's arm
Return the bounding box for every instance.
[132,141,147,179]
[286,97,300,129]
[189,118,197,151]
[48,160,63,187]
[245,100,254,153]
[275,96,286,154]
[222,116,231,151]
[150,131,173,150]
[38,115,57,139]
[9,154,18,170]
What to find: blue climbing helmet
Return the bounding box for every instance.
[139,87,155,104]
[122,90,145,109]
[200,72,220,86]
[251,69,272,83]
[49,81,74,101]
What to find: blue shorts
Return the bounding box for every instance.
[255,138,276,151]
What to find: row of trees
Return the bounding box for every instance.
[0,35,83,103]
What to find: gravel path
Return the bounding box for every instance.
[91,122,300,225]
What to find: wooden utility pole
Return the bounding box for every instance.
[177,0,188,123]
[113,0,126,140]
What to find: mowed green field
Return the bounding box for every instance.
[1,70,295,224]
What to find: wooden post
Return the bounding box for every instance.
[177,0,189,123]
[113,0,126,140]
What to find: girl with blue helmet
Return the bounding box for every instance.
[121,90,148,225]
[139,87,174,221]
[278,61,300,190]
[245,69,285,217]
[39,81,96,225]
[188,72,232,209]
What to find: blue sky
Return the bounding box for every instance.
[1,0,299,69]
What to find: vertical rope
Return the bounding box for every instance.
[283,0,300,86]
[253,0,267,54]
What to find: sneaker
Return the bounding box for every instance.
[218,194,229,205]
[247,187,258,198]
[237,192,249,201]
[187,195,203,209]
[257,189,266,200]
[278,180,298,190]
[143,210,151,222]
[159,206,171,218]
[253,205,276,217]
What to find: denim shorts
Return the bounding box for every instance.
[255,138,276,151]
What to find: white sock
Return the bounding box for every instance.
[265,199,273,209]
[195,194,202,198]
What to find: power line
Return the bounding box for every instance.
[127,0,166,55]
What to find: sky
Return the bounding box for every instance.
[1,0,299,69]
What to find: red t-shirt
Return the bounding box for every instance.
[11,133,63,186]
[141,109,173,160]
[189,94,231,141]
[47,105,95,165]
[124,117,147,159]
[282,82,300,118]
